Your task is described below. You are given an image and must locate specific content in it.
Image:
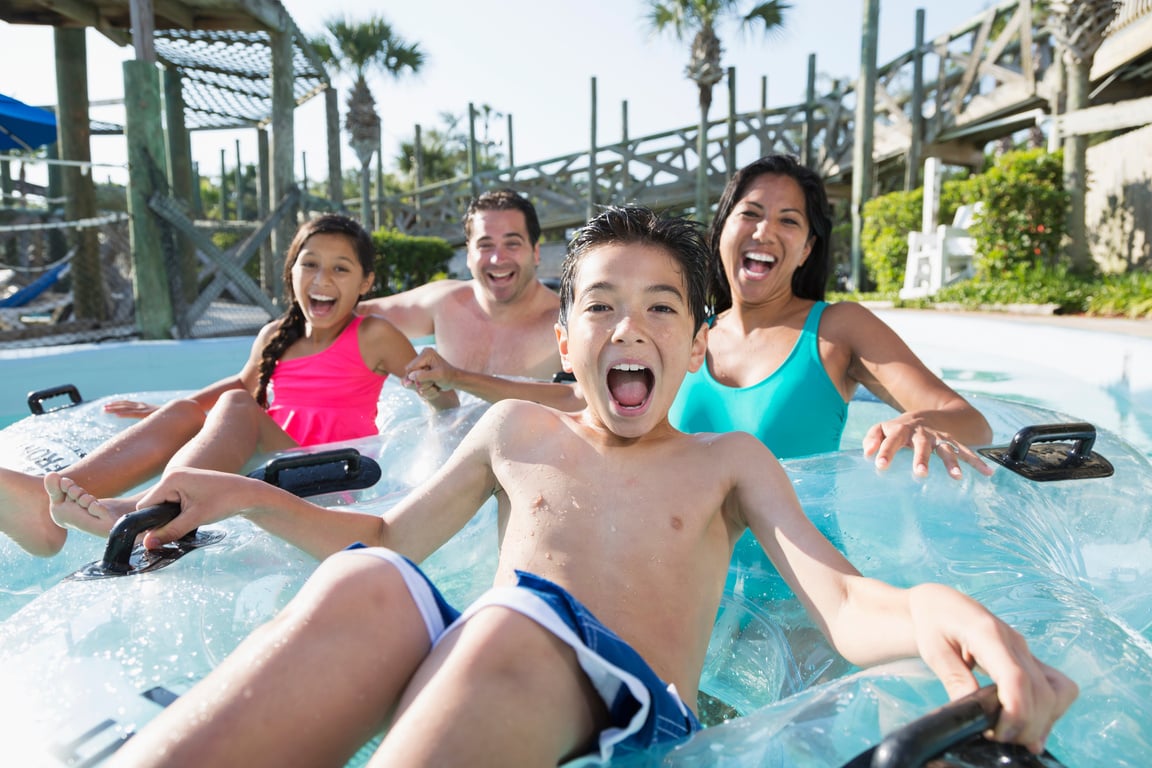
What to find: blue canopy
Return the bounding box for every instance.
[0,92,57,152]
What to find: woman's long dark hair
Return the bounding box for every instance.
[254,214,376,407]
[707,154,832,313]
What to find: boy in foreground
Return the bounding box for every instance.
[107,207,1075,767]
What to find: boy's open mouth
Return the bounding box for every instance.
[607,363,654,409]
[742,252,777,275]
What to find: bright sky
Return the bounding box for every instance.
[0,0,998,189]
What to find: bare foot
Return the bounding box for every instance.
[46,473,136,538]
[0,467,66,556]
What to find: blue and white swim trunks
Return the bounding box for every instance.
[345,546,701,763]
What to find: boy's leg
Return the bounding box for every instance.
[108,550,435,768]
[0,398,204,555]
[370,606,610,767]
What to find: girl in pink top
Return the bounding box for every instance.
[0,215,456,556]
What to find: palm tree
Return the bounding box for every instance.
[646,0,790,219]
[1044,1,1119,272]
[312,16,424,229]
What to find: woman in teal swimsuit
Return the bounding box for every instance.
[670,154,992,475]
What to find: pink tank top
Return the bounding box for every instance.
[266,315,385,445]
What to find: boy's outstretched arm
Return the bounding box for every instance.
[135,404,505,562]
[726,431,1076,754]
[135,470,392,559]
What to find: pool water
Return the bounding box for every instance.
[0,336,251,430]
[1,314,1150,765]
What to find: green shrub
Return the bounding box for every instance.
[862,188,921,293]
[931,263,1091,313]
[1085,271,1152,317]
[860,179,974,292]
[969,148,1068,277]
[371,229,454,297]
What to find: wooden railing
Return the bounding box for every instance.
[374,0,1150,244]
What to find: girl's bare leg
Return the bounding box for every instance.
[371,606,609,767]
[108,550,434,768]
[160,389,298,477]
[0,399,205,555]
[49,392,295,540]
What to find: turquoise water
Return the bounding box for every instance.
[1,389,1148,765]
[1,317,1151,765]
[4,315,1149,454]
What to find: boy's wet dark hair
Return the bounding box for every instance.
[558,205,710,332]
[256,214,376,406]
[708,154,832,311]
[463,189,542,246]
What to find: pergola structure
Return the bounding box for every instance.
[0,0,339,338]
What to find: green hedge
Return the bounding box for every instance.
[861,180,973,293]
[371,228,454,297]
[860,149,1068,292]
[968,148,1068,277]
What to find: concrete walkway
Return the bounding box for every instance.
[873,306,1152,339]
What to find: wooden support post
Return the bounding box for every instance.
[376,135,384,230]
[123,58,173,338]
[270,28,296,305]
[219,148,227,219]
[506,113,515,175]
[235,139,244,221]
[162,65,197,305]
[620,100,631,199]
[588,76,598,221]
[257,127,273,293]
[850,0,879,291]
[803,54,816,168]
[726,66,736,177]
[467,102,478,199]
[301,150,309,215]
[0,161,15,263]
[906,8,925,191]
[325,85,342,207]
[55,27,106,323]
[192,161,202,217]
[45,145,68,261]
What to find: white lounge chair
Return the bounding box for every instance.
[899,202,981,300]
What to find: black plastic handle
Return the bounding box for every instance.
[261,447,362,487]
[1004,423,1096,464]
[99,503,182,574]
[869,684,1000,768]
[27,384,83,415]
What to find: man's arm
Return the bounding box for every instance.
[404,348,585,412]
[360,280,462,339]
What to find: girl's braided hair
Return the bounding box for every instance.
[254,214,376,407]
